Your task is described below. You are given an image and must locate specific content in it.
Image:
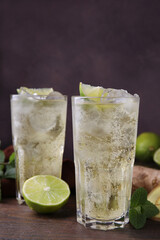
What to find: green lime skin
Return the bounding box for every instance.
[136,132,160,162]
[79,82,85,96]
[153,148,160,167]
[23,195,70,214]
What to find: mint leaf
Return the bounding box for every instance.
[5,167,16,179]
[142,200,159,218]
[129,187,160,229]
[9,152,15,165]
[129,208,146,229]
[0,179,1,202]
[0,150,5,162]
[0,170,3,178]
[0,150,5,172]
[130,187,147,208]
[4,152,16,179]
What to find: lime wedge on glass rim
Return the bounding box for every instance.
[79,82,107,99]
[22,175,70,214]
[153,148,160,167]
[17,87,54,96]
[79,82,117,110]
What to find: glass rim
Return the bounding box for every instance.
[10,94,67,100]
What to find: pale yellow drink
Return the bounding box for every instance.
[72,89,139,230]
[11,89,67,204]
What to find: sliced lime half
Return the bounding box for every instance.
[22,175,70,214]
[153,148,160,167]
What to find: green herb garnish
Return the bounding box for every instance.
[129,188,159,229]
[0,149,16,201]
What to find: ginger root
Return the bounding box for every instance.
[132,166,160,193]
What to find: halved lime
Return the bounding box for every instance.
[17,87,54,96]
[22,175,70,214]
[79,82,107,99]
[153,148,160,167]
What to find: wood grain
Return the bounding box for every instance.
[0,195,160,240]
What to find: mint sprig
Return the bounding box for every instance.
[129,188,159,229]
[5,152,16,179]
[0,150,16,201]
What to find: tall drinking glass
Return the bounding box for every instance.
[11,94,67,204]
[72,95,139,230]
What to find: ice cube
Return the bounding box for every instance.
[29,109,58,131]
[47,91,64,99]
[101,89,139,104]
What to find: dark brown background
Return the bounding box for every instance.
[0,0,160,160]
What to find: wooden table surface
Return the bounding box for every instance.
[0,194,159,240]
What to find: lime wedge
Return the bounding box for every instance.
[17,87,54,96]
[79,83,118,111]
[153,148,160,166]
[22,175,70,214]
[79,82,107,99]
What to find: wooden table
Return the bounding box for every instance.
[0,194,159,240]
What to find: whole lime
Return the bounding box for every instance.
[136,132,160,162]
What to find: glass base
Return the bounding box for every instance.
[16,191,25,205]
[77,210,129,231]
